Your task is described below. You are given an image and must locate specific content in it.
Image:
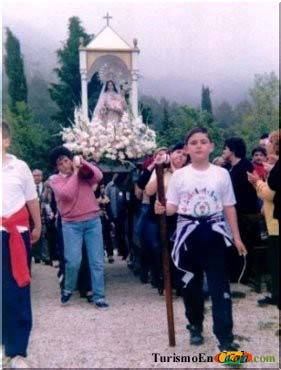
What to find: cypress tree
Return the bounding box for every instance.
[201,85,213,121]
[4,28,28,112]
[49,16,101,125]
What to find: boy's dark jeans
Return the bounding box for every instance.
[181,223,234,344]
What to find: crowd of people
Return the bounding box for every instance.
[1,119,279,368]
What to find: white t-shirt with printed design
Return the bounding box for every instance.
[166,164,236,217]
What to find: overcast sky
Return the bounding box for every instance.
[2,0,279,105]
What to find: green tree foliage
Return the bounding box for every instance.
[2,71,9,107]
[3,29,56,173]
[139,101,154,125]
[214,101,235,130]
[4,103,55,173]
[156,105,224,157]
[28,73,58,125]
[4,28,28,112]
[139,95,164,131]
[49,16,101,126]
[160,98,177,134]
[162,105,200,146]
[139,95,223,156]
[201,85,213,121]
[141,73,278,159]
[232,100,252,124]
[233,72,279,153]
[139,95,179,133]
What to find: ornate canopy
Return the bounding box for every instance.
[79,13,140,120]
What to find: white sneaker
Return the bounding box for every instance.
[1,355,12,368]
[1,346,11,369]
[9,356,31,369]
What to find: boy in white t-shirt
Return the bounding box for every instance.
[156,127,247,351]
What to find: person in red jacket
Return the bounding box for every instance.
[251,146,267,181]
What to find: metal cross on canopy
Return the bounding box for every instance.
[103,12,112,26]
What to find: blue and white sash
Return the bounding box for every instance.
[171,213,233,286]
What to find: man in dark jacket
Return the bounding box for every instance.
[222,137,261,284]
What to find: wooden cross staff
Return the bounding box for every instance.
[155,163,176,347]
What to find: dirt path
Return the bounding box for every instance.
[28,259,279,368]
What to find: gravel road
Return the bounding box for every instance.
[27,258,279,368]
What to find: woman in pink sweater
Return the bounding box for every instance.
[49,146,109,308]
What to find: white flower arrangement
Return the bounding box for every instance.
[61,108,157,163]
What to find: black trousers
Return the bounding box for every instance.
[101,216,114,257]
[56,215,65,283]
[45,219,59,262]
[77,243,92,296]
[114,216,129,258]
[237,212,261,282]
[2,231,32,357]
[181,223,234,344]
[31,222,48,262]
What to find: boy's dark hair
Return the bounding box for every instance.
[168,142,185,153]
[1,121,11,139]
[251,146,267,157]
[224,137,246,159]
[49,146,73,167]
[185,127,212,144]
[260,133,269,139]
